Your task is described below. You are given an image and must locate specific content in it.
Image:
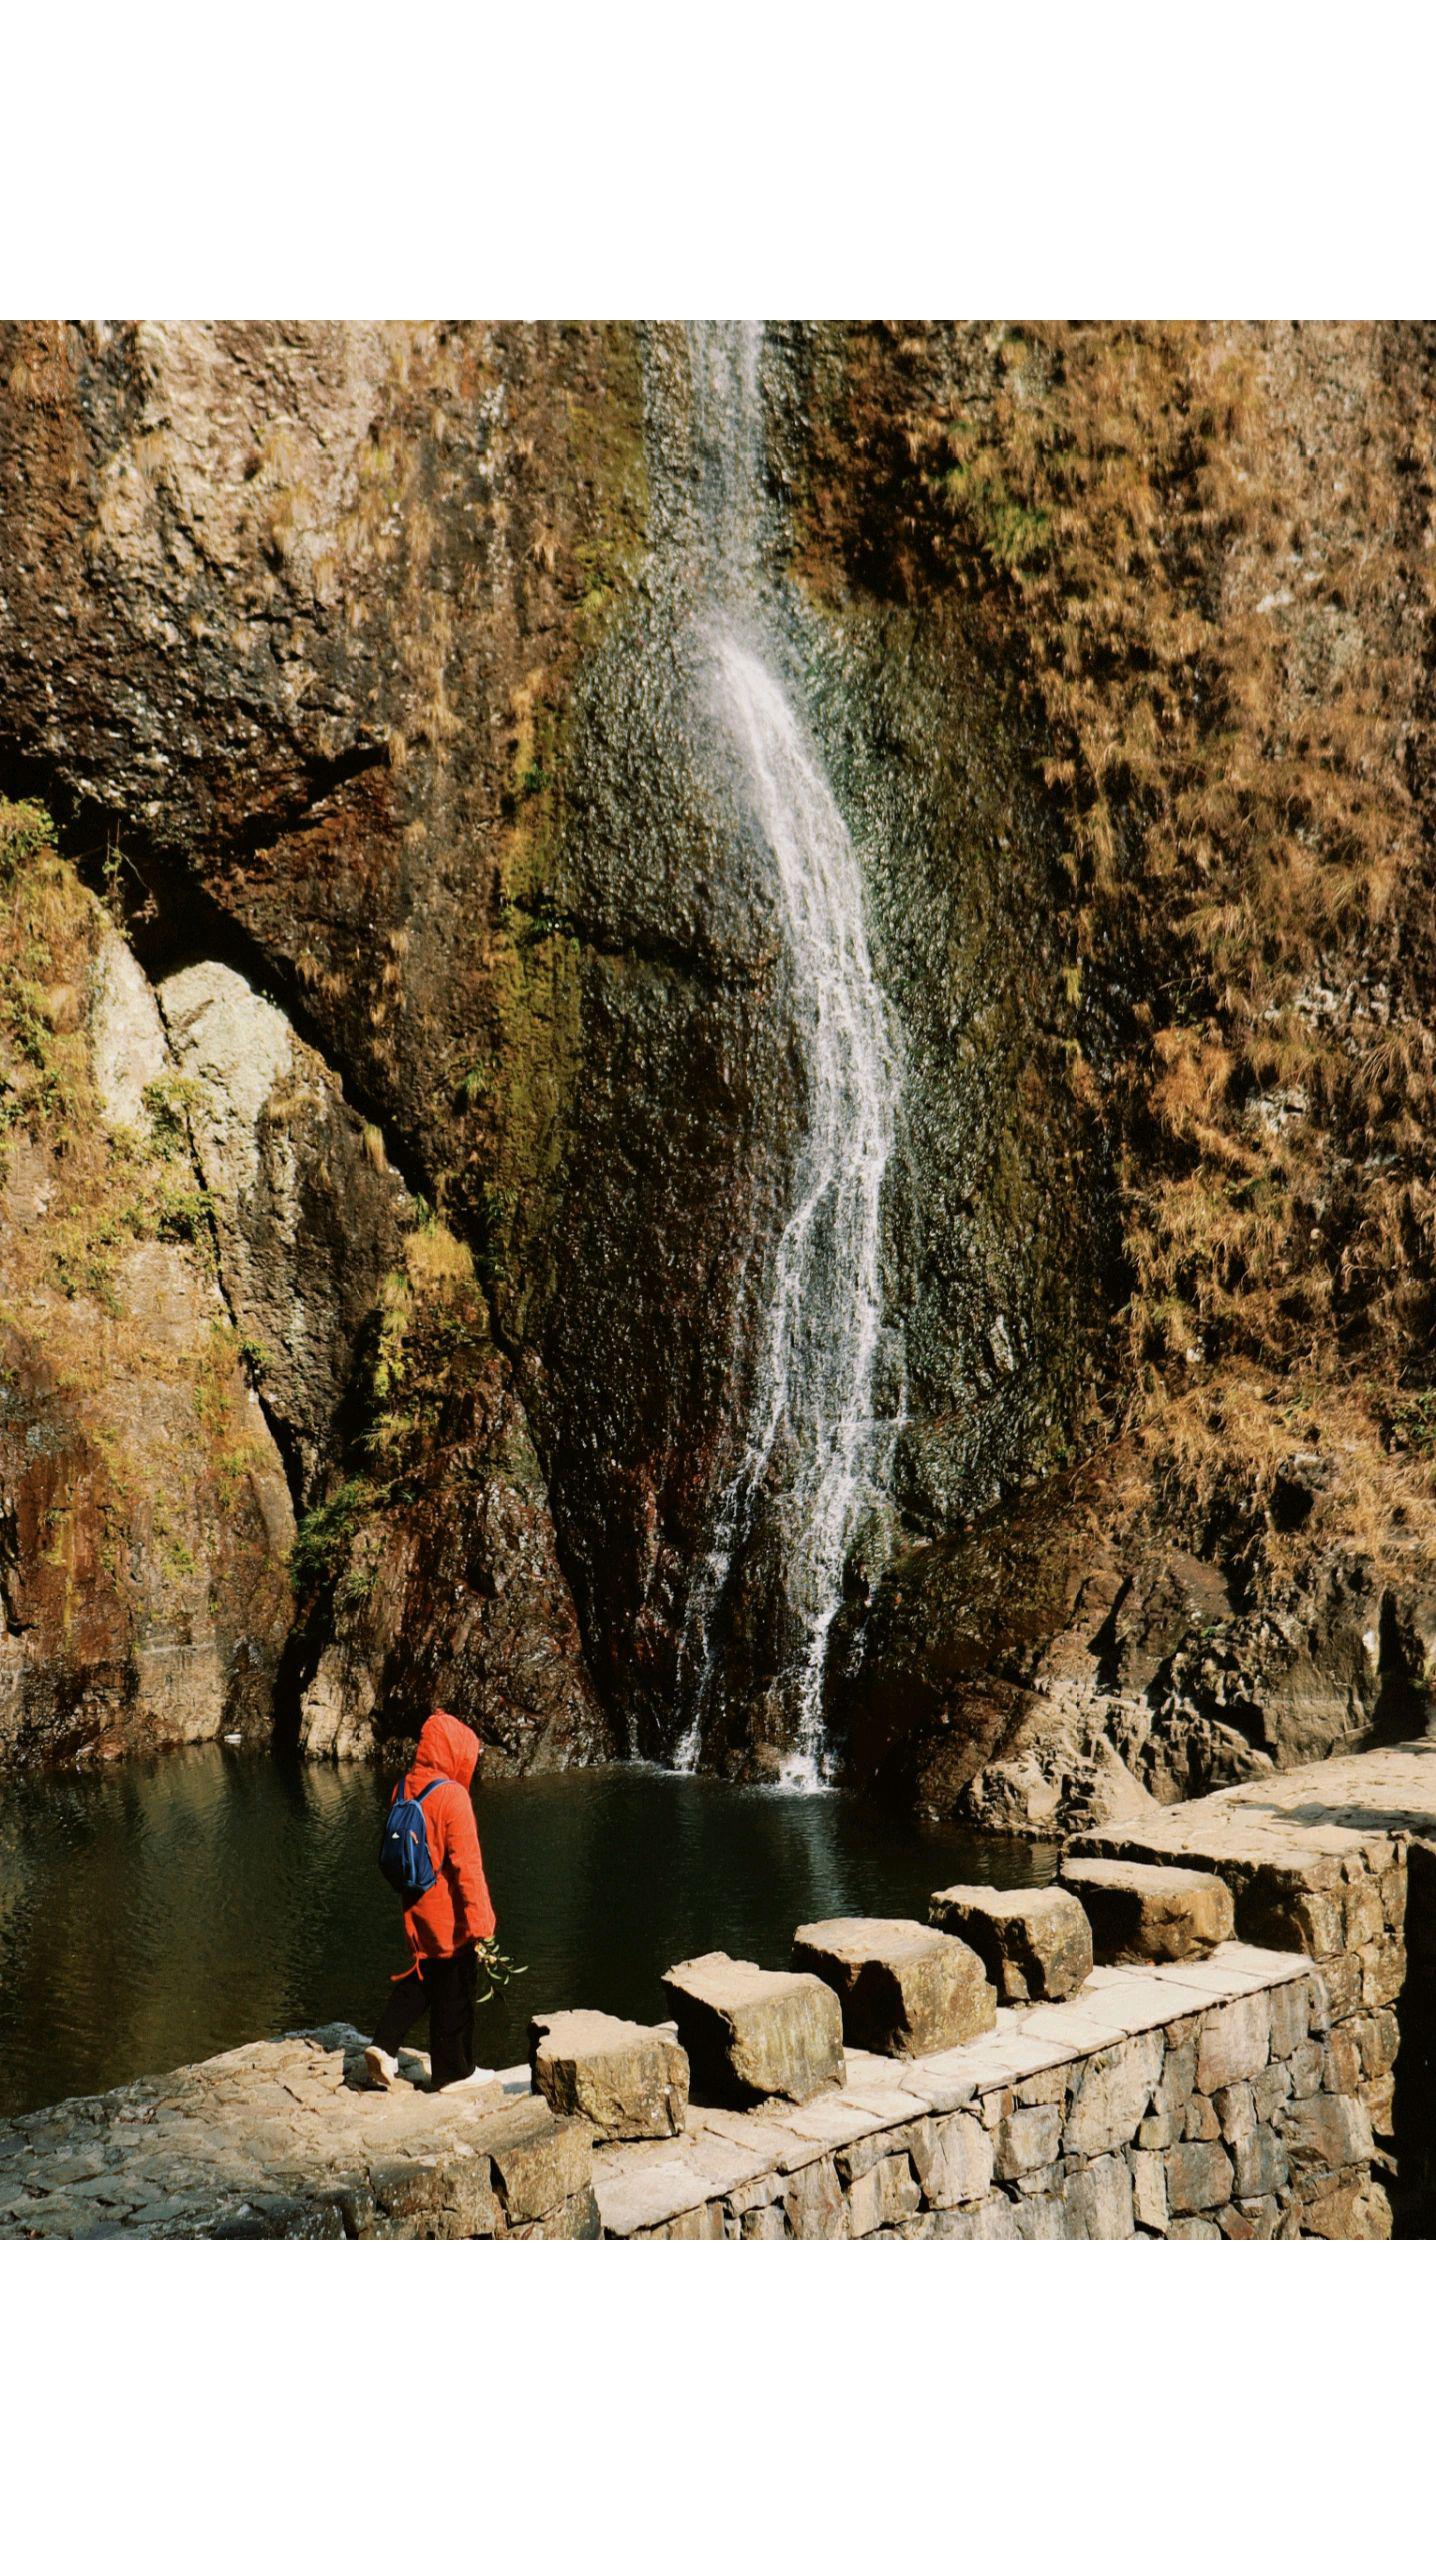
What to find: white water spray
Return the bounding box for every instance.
[675,325,900,1786]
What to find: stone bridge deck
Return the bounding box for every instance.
[0,2036,597,2239]
[1082,1736,1436,1874]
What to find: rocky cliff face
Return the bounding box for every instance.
[0,321,628,1773]
[794,323,1436,1824]
[0,812,292,1763]
[3,320,1435,1824]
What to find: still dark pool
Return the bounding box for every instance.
[0,1748,1055,2117]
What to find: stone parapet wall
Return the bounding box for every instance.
[592,1945,1385,2239]
[1073,1738,1436,2227]
[0,1947,1386,2241]
[1074,1834,1404,2155]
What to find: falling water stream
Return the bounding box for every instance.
[674,324,901,1784]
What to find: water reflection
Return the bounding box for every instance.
[0,1750,1054,2117]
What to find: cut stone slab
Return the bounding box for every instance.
[928,1884,1093,2003]
[529,2010,688,2141]
[662,1953,845,2106]
[790,1916,996,2056]
[1062,1858,1235,1965]
[594,2153,727,2239]
[1064,2030,1164,2156]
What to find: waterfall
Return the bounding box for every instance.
[674,323,901,1786]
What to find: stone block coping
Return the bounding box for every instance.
[589,1943,1311,2236]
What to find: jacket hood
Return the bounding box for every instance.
[412,1710,481,1790]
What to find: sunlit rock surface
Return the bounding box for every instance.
[4,322,1436,1806]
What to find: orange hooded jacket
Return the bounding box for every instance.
[394,1711,497,1963]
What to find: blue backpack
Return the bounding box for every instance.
[378,1779,450,1897]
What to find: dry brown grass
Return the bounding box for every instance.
[832,322,1436,1571]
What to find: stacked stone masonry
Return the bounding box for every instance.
[592,1946,1386,2239]
[1070,1739,1436,2227]
[0,1947,1384,2241]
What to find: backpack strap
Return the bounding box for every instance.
[413,1778,451,1805]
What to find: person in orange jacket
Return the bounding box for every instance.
[363,1710,498,2092]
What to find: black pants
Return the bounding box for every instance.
[372,1947,478,2089]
